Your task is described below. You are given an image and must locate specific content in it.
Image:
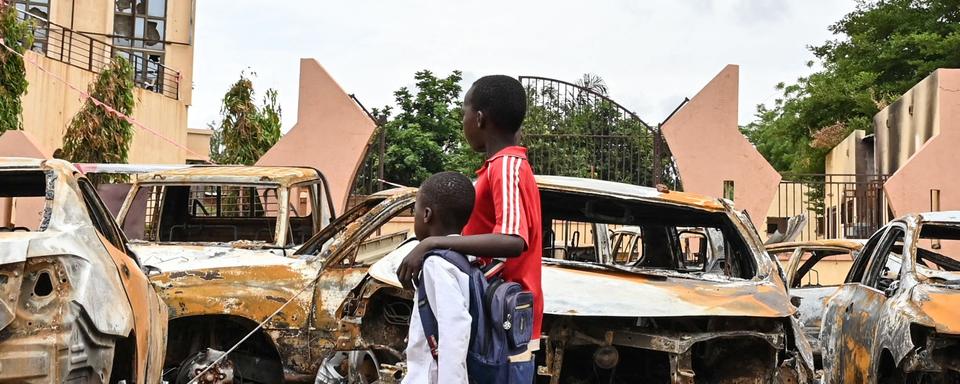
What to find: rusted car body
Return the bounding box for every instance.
[324,176,815,383]
[820,212,960,383]
[0,158,167,383]
[766,239,863,364]
[112,166,338,382]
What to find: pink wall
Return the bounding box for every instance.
[661,65,781,230]
[256,59,376,212]
[884,69,960,217]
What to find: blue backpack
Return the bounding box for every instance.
[416,249,535,384]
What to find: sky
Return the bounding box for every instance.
[188,0,858,132]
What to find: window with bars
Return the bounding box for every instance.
[113,0,166,91]
[186,185,281,218]
[11,0,49,52]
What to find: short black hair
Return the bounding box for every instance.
[469,75,527,132]
[419,171,475,230]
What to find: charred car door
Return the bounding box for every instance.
[786,246,856,361]
[822,224,906,383]
[300,192,415,361]
[77,177,166,383]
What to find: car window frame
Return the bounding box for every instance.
[863,224,906,290]
[847,227,887,283]
[76,176,138,263]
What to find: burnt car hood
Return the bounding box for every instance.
[541,264,795,318]
[132,242,303,274]
[911,283,960,334]
[368,252,795,319]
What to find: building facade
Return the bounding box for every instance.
[9,0,209,163]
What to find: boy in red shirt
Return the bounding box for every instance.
[398,75,542,383]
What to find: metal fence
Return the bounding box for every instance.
[16,9,180,99]
[770,174,889,241]
[519,76,680,189]
[347,95,387,203]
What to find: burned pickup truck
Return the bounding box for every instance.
[820,212,960,383]
[111,166,338,382]
[327,176,815,383]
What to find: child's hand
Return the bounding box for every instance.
[397,237,436,290]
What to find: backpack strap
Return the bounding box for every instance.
[416,249,475,361]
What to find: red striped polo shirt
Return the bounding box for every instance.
[462,146,543,338]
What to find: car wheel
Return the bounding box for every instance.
[315,350,381,384]
[174,348,236,384]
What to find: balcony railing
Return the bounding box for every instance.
[16,9,180,100]
[772,173,890,241]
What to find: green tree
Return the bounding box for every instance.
[0,3,34,133]
[209,72,282,165]
[371,70,481,187]
[745,0,960,173]
[62,56,135,184]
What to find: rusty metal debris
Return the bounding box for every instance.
[0,158,167,383]
[820,212,960,383]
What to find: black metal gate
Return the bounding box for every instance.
[518,76,679,189]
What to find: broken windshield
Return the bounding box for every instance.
[540,189,757,279]
[914,223,960,285]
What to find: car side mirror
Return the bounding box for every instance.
[144,264,162,276]
[884,280,900,297]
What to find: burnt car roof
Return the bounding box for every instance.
[0,157,79,173]
[535,175,726,211]
[366,176,727,212]
[917,211,960,224]
[132,165,320,186]
[766,239,866,251]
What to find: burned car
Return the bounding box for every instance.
[143,186,414,383]
[329,176,815,383]
[766,239,863,364]
[111,166,340,382]
[820,212,960,383]
[0,158,167,383]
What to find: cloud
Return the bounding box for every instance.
[188,0,857,131]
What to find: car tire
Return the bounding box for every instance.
[173,348,236,384]
[315,350,382,384]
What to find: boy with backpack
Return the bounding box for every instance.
[404,171,535,384]
[399,75,542,383]
[402,172,476,384]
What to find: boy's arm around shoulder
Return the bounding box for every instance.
[397,235,525,290]
[421,257,471,384]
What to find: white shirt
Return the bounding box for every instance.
[402,241,472,384]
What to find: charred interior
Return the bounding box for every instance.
[539,189,758,279]
[122,183,319,245]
